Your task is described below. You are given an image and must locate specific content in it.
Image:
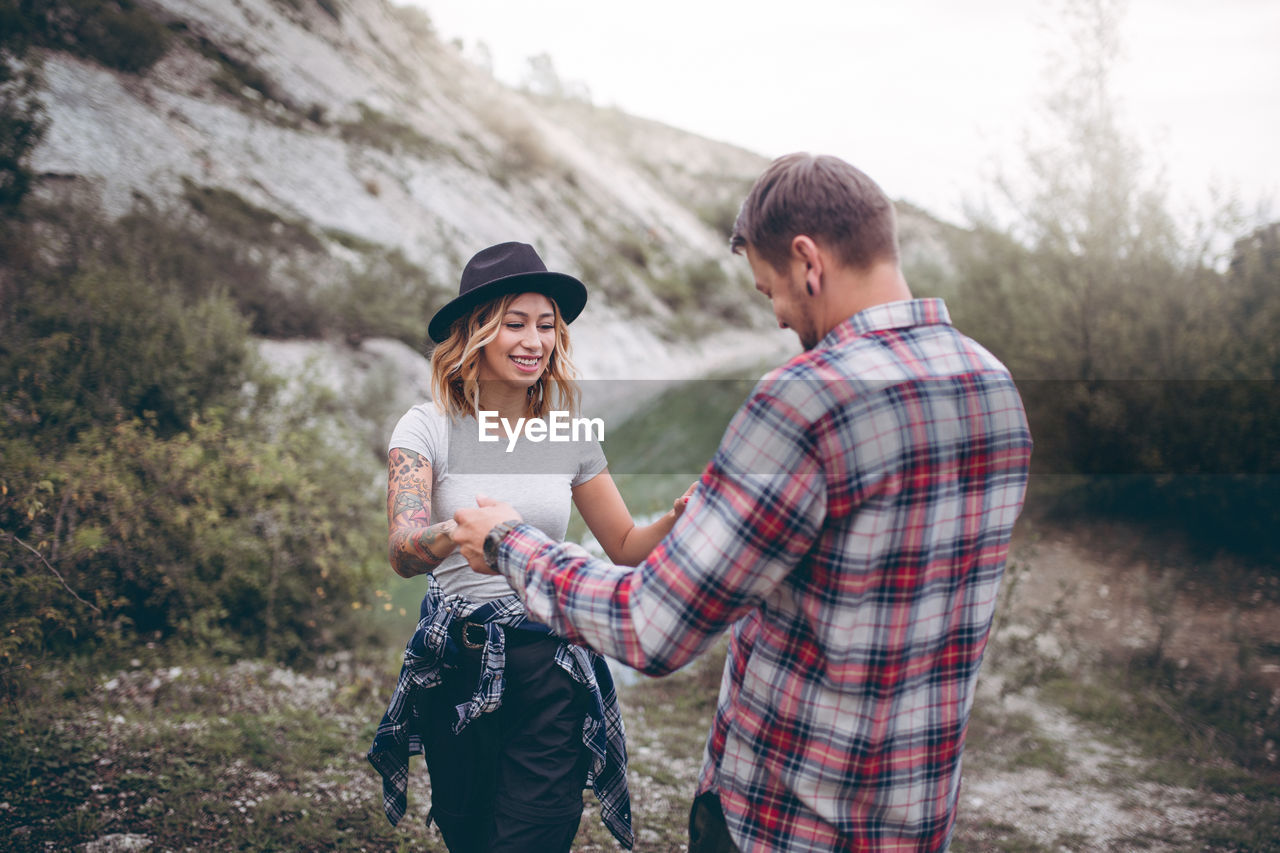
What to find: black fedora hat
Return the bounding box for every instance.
[428,242,587,344]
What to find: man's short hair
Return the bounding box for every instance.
[730,153,899,272]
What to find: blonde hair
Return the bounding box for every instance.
[429,292,581,420]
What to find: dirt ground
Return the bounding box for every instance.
[44,525,1276,853]
[954,525,1280,851]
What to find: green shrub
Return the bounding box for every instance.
[18,0,172,74]
[0,413,383,680]
[650,259,755,328]
[0,23,46,216]
[1,244,251,444]
[942,0,1280,559]
[171,182,332,338]
[695,196,742,239]
[182,179,322,254]
[326,246,444,351]
[614,230,650,270]
[338,102,442,158]
[0,208,387,689]
[315,0,342,21]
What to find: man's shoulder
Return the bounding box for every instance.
[754,322,1018,421]
[750,349,861,424]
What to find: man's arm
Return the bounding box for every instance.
[387,447,457,578]
[455,390,826,675]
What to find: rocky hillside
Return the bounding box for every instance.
[17,0,951,413]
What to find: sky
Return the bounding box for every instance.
[401,0,1278,228]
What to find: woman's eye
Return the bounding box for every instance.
[506,323,524,330]
[538,324,554,331]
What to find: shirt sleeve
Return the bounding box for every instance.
[388,404,446,468]
[572,436,608,488]
[497,385,827,676]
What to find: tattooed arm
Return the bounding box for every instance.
[387,447,457,579]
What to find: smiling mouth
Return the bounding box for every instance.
[510,355,541,372]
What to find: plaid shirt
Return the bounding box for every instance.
[496,299,1032,852]
[367,573,633,849]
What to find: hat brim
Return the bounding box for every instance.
[427,271,587,344]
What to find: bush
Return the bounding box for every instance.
[1,235,251,444]
[651,259,756,328]
[337,102,442,159]
[943,0,1280,559]
[18,0,172,74]
[315,0,342,21]
[170,183,331,338]
[0,208,387,690]
[0,22,46,216]
[695,196,742,239]
[327,246,442,351]
[0,413,383,676]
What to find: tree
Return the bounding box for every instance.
[521,51,590,102]
[947,0,1278,557]
[0,3,46,216]
[522,52,565,98]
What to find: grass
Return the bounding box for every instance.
[5,578,1277,851]
[0,658,445,852]
[6,367,1277,850]
[969,519,1280,852]
[965,705,1071,778]
[1036,666,1280,851]
[338,103,451,160]
[182,178,323,254]
[610,643,726,851]
[951,820,1051,853]
[0,638,724,852]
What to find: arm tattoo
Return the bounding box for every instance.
[387,447,454,575]
[392,490,428,518]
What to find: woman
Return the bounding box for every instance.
[369,242,690,853]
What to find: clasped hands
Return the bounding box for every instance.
[453,495,522,575]
[454,484,695,575]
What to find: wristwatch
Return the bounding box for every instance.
[483,520,521,570]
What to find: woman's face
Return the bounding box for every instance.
[477,292,558,387]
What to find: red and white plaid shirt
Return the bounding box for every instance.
[496,299,1032,852]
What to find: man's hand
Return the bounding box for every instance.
[454,495,523,575]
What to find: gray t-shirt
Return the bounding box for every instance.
[389,403,608,602]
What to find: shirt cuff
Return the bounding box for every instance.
[496,522,554,600]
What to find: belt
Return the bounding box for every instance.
[449,620,552,651]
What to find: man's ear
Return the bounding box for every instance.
[791,235,823,297]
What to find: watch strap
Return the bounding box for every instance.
[484,519,521,569]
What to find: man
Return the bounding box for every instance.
[454,153,1033,852]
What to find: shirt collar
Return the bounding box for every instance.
[819,298,951,349]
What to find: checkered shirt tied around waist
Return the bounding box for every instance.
[367,574,633,849]
[491,299,1033,852]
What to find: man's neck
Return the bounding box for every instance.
[816,260,913,340]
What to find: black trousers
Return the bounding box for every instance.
[423,633,592,853]
[688,791,740,853]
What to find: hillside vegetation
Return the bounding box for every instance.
[0,0,799,680]
[0,0,1277,850]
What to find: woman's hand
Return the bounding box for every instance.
[573,473,698,567]
[672,481,697,520]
